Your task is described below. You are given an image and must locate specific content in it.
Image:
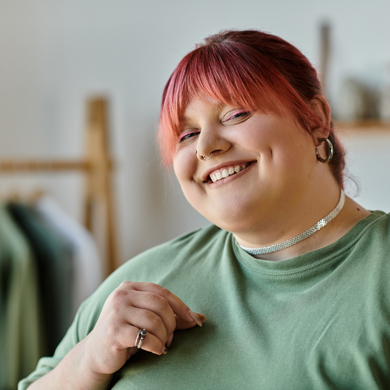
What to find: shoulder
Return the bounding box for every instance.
[344,210,390,262]
[72,225,227,334]
[114,223,225,280]
[356,210,390,241]
[347,210,390,289]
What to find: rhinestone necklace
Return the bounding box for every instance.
[239,189,345,256]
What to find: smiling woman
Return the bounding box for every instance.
[20,30,390,390]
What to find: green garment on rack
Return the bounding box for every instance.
[0,204,43,390]
[7,203,74,356]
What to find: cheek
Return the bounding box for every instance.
[235,122,273,150]
[172,149,197,184]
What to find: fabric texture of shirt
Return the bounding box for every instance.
[19,210,390,390]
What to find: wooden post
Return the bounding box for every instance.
[319,21,331,96]
[84,97,119,276]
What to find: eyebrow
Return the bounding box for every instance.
[179,101,227,126]
[178,117,194,129]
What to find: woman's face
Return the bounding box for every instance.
[172,96,318,233]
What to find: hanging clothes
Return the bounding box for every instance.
[1,197,103,389]
[0,204,43,390]
[7,202,74,356]
[34,195,103,315]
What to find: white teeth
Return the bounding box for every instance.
[209,163,251,183]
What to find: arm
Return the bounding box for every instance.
[27,336,113,390]
[27,282,206,389]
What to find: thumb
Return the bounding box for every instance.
[175,312,207,330]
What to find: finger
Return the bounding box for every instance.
[175,313,207,330]
[126,290,176,337]
[123,306,169,346]
[129,282,205,325]
[116,323,166,356]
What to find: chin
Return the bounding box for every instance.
[215,219,258,235]
[199,205,258,233]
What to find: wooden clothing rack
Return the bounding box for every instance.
[0,97,120,276]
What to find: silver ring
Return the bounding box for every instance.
[135,329,147,349]
[195,151,213,160]
[315,138,333,163]
[202,153,213,160]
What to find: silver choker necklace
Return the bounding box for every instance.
[239,189,345,256]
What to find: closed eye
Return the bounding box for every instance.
[179,131,200,143]
[223,110,250,123]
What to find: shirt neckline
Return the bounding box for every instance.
[233,210,387,277]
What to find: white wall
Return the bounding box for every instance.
[1,0,390,263]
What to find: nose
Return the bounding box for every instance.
[195,127,231,161]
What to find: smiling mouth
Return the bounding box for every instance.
[206,161,255,183]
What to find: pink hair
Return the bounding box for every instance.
[159,30,345,187]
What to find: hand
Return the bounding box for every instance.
[83,282,206,377]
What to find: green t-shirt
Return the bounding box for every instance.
[19,211,390,390]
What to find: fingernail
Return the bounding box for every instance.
[167,333,174,348]
[189,310,202,327]
[162,347,168,355]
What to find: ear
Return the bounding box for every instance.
[309,95,332,145]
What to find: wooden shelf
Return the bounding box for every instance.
[334,120,390,136]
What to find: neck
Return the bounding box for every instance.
[234,191,371,261]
